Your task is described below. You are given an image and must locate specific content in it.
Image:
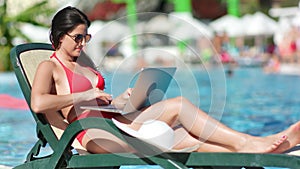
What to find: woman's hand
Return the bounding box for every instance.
[111,88,132,109]
[95,89,113,105]
[77,88,112,105]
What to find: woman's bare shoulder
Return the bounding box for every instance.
[39,59,56,65]
[34,60,58,77]
[32,60,57,88]
[37,60,56,70]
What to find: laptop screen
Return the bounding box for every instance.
[123,67,177,113]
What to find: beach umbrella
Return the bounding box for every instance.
[86,21,130,63]
[243,12,278,36]
[145,15,174,33]
[169,12,213,40]
[88,20,104,36]
[241,13,252,25]
[92,21,130,42]
[209,14,244,37]
[291,12,300,27]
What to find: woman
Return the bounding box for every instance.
[31,6,300,154]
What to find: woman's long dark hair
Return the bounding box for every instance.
[50,6,91,49]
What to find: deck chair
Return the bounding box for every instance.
[11,42,300,169]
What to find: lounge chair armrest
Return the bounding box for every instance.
[48,117,124,168]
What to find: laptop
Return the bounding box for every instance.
[80,67,176,115]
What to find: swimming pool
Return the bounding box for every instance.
[1,67,300,168]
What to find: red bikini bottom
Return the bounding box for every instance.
[70,111,117,145]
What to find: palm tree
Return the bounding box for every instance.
[0,0,55,71]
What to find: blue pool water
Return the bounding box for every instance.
[1,67,300,168]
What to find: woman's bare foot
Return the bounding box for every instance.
[267,121,300,153]
[236,134,288,153]
[236,121,300,153]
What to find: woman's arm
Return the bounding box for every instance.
[31,61,75,113]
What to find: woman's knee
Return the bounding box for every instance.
[169,96,190,107]
[173,96,188,101]
[165,96,190,116]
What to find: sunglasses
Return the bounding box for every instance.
[66,33,92,43]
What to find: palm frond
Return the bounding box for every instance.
[12,0,54,27]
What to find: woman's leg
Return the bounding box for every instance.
[82,127,235,153]
[173,127,233,152]
[127,96,300,153]
[82,128,135,153]
[116,112,234,152]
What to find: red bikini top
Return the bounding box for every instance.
[50,53,105,93]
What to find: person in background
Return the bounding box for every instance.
[264,54,280,73]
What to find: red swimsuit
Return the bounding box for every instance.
[50,53,105,92]
[51,52,115,145]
